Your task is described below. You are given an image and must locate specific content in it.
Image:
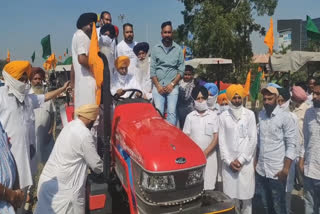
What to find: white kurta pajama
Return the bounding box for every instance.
[0,86,45,189]
[183,110,218,190]
[218,108,257,214]
[35,119,103,214]
[117,40,138,75]
[110,72,142,98]
[72,29,96,109]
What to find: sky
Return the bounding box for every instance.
[1,0,320,66]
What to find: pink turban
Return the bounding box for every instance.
[291,86,307,102]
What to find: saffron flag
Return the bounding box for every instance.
[243,69,251,96]
[43,53,57,71]
[88,22,104,105]
[264,18,274,55]
[59,56,62,60]
[41,35,52,59]
[306,15,320,41]
[64,52,66,57]
[31,51,35,63]
[6,50,10,63]
[250,68,263,101]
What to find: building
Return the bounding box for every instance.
[277,18,320,51]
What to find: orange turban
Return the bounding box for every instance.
[3,61,31,80]
[217,93,228,105]
[226,84,245,101]
[115,56,130,70]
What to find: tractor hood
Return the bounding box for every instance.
[112,102,206,172]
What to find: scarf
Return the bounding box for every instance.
[228,103,243,121]
[180,79,195,103]
[2,70,28,103]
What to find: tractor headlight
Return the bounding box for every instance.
[186,168,204,187]
[141,172,175,191]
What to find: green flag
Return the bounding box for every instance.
[31,51,35,63]
[250,71,263,101]
[66,48,68,54]
[41,35,52,59]
[306,15,320,41]
[63,56,72,65]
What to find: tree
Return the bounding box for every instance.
[176,0,278,83]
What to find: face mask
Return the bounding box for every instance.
[229,103,243,120]
[313,99,320,108]
[194,100,208,112]
[279,100,290,112]
[100,34,114,46]
[207,95,217,109]
[264,103,277,116]
[219,105,229,113]
[2,71,28,103]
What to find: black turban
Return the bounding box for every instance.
[77,13,97,29]
[277,88,291,101]
[133,42,149,56]
[191,86,209,100]
[100,24,116,38]
[161,21,172,29]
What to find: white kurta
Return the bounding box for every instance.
[183,110,218,190]
[72,29,96,109]
[117,40,138,75]
[135,58,152,98]
[34,119,103,214]
[99,34,117,79]
[0,86,44,189]
[218,108,257,200]
[110,72,142,98]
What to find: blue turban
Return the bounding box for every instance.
[267,83,281,89]
[204,83,218,96]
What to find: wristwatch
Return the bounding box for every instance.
[170,82,175,87]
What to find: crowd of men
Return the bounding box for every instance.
[0,10,320,214]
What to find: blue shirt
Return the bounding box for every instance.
[150,41,185,86]
[256,106,297,179]
[303,107,320,180]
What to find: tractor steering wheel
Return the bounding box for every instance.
[113,89,143,101]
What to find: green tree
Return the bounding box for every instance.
[176,0,278,83]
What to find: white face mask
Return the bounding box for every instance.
[100,34,114,46]
[219,105,229,113]
[279,100,290,112]
[207,95,217,109]
[2,71,28,103]
[194,100,208,112]
[228,102,243,121]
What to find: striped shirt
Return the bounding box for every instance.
[303,107,320,179]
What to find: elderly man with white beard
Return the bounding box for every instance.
[133,42,152,99]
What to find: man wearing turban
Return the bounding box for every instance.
[204,82,219,111]
[256,86,297,214]
[110,56,142,98]
[217,91,229,114]
[277,87,301,214]
[218,84,257,214]
[35,104,103,214]
[133,42,152,99]
[71,12,98,110]
[183,86,218,190]
[0,61,70,212]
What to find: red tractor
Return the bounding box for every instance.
[61,53,235,214]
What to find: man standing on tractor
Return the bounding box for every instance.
[150,21,184,125]
[71,12,98,110]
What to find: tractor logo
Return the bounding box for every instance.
[175,157,186,164]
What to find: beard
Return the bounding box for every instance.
[32,85,44,94]
[136,58,149,85]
